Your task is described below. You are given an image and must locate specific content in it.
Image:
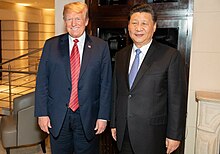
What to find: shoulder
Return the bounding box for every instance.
[151,40,179,56]
[118,45,132,54]
[45,33,68,44]
[150,40,184,66]
[115,45,132,57]
[86,35,107,44]
[152,40,176,51]
[85,35,109,52]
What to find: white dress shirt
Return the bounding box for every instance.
[68,32,86,65]
[128,39,153,74]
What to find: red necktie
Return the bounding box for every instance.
[69,39,80,111]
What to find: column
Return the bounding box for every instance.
[195,91,220,154]
[28,23,54,72]
[1,20,29,77]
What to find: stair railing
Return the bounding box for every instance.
[0,48,42,115]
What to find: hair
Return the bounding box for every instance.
[63,2,89,20]
[128,3,157,23]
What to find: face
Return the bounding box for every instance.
[128,12,156,48]
[64,10,89,38]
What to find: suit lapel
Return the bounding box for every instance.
[130,41,157,90]
[79,35,92,80]
[60,34,93,83]
[60,33,71,83]
[125,45,133,89]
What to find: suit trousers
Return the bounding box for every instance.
[119,124,135,154]
[50,108,99,154]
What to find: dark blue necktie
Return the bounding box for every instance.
[129,49,141,88]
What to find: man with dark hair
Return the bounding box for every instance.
[111,3,187,154]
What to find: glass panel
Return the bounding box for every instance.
[98,28,127,58]
[97,28,127,70]
[153,28,179,49]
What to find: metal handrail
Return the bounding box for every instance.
[0,69,37,74]
[0,48,42,66]
[0,48,42,115]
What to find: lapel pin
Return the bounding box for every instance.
[88,45,92,48]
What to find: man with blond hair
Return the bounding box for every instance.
[35,2,112,154]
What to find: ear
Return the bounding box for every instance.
[153,22,157,32]
[85,18,89,26]
[64,21,67,27]
[63,18,67,27]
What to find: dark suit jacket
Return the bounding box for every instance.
[35,33,112,140]
[111,40,187,154]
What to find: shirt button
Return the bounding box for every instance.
[128,95,132,98]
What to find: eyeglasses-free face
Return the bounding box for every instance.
[64,11,89,38]
[128,12,156,48]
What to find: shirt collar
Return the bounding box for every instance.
[132,39,153,55]
[68,31,86,44]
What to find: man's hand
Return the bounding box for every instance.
[166,138,180,154]
[38,116,52,134]
[94,119,107,134]
[111,128,117,141]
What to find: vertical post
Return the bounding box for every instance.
[8,64,12,114]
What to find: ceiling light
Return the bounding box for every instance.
[17,3,31,7]
[44,8,55,11]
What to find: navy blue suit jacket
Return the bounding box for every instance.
[35,33,112,140]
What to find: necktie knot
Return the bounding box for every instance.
[74,39,79,44]
[135,48,141,55]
